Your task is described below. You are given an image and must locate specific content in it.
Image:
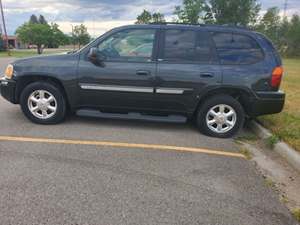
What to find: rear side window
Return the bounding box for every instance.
[212,32,264,65]
[163,29,213,63]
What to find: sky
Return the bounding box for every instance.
[2,0,300,36]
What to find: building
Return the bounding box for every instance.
[2,35,27,49]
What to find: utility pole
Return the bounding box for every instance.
[0,0,10,55]
[71,24,75,50]
[283,0,288,17]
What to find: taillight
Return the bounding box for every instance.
[271,66,283,88]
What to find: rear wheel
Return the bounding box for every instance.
[196,95,245,138]
[20,82,66,124]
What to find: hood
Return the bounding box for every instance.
[11,52,80,78]
[12,52,74,66]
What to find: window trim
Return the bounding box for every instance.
[86,28,159,64]
[158,28,218,65]
[211,31,265,66]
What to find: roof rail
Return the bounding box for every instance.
[220,24,251,30]
[149,22,250,30]
[149,22,205,26]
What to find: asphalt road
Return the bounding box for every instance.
[0,57,297,225]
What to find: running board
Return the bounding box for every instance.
[76,109,187,123]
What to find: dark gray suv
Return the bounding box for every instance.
[0,23,285,138]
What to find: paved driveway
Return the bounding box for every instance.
[0,57,297,225]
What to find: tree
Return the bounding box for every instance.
[255,8,300,56]
[205,0,261,26]
[136,10,152,24]
[39,15,48,25]
[256,7,281,46]
[0,38,4,51]
[285,15,300,57]
[152,12,166,23]
[174,0,207,24]
[16,23,52,54]
[16,15,68,54]
[29,14,39,24]
[136,10,165,24]
[278,17,290,53]
[48,23,70,48]
[72,24,91,48]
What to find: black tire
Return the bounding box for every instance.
[196,95,245,138]
[20,81,67,124]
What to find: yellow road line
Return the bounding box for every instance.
[0,135,245,159]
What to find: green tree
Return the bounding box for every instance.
[0,38,4,51]
[48,23,70,48]
[136,10,152,24]
[256,7,281,45]
[152,12,166,23]
[16,23,52,54]
[39,15,48,25]
[29,14,39,24]
[285,15,300,57]
[136,10,165,24]
[72,24,91,48]
[278,17,290,53]
[16,15,67,54]
[205,0,261,26]
[174,0,207,24]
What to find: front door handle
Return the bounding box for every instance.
[200,73,214,78]
[136,70,151,76]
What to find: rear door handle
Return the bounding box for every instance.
[200,73,214,78]
[136,70,151,76]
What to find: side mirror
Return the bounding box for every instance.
[88,47,105,66]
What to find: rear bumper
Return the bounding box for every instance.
[247,91,285,117]
[0,77,17,104]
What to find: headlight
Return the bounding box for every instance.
[4,64,14,79]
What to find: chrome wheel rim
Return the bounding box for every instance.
[206,104,237,134]
[27,90,57,119]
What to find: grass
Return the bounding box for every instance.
[0,49,70,58]
[292,208,300,222]
[259,58,300,152]
[264,177,276,188]
[235,133,258,143]
[239,148,252,160]
[266,135,279,149]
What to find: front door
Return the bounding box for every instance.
[155,28,222,114]
[77,28,158,111]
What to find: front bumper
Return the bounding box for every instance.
[0,77,17,104]
[247,91,285,117]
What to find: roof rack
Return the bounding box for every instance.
[149,22,250,30]
[220,24,251,30]
[149,22,205,26]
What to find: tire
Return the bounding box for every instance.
[20,81,67,124]
[196,95,245,138]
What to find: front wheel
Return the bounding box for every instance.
[20,82,67,124]
[196,95,245,138]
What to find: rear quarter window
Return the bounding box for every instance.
[257,33,282,65]
[212,32,264,65]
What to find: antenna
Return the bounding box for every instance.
[283,0,288,17]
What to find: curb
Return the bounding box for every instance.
[248,120,300,172]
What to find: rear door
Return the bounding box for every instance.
[155,28,222,114]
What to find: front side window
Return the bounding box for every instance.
[98,29,155,62]
[212,32,264,65]
[163,29,213,63]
